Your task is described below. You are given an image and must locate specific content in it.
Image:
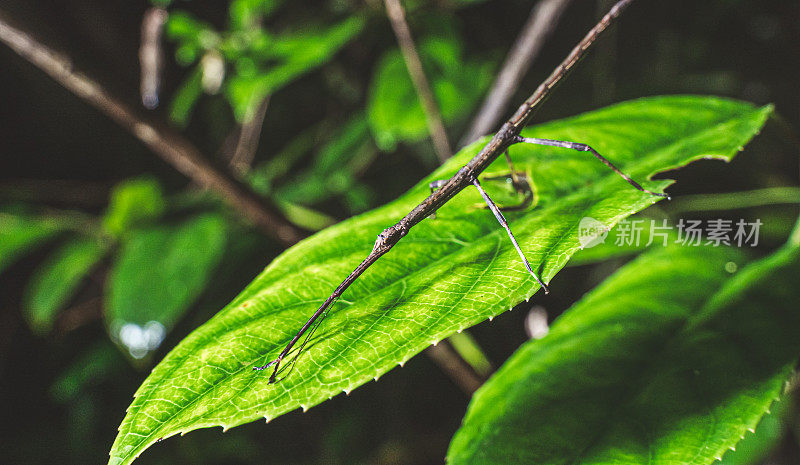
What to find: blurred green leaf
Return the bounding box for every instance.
[106,213,227,359]
[103,177,167,237]
[165,12,218,58]
[225,16,365,120]
[447,242,800,464]
[169,66,204,126]
[23,236,108,334]
[275,116,377,208]
[275,200,336,231]
[108,96,771,465]
[248,122,324,194]
[229,0,281,30]
[367,37,493,150]
[0,211,62,274]
[50,341,125,403]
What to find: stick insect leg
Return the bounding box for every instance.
[514,136,671,199]
[472,178,549,294]
[502,149,523,187]
[482,149,535,211]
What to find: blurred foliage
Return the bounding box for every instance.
[106,212,227,359]
[162,0,364,122]
[367,36,493,150]
[0,0,799,464]
[0,208,63,274]
[103,177,167,237]
[23,236,109,334]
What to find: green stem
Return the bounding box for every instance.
[668,187,800,213]
[790,215,800,248]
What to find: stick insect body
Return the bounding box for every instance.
[254,0,666,383]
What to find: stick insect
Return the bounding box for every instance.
[254,0,668,383]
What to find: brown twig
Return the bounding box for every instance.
[258,0,639,383]
[460,0,574,147]
[230,97,270,174]
[139,7,167,109]
[384,0,453,163]
[0,10,305,246]
[425,341,483,395]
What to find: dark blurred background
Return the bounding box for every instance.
[1,0,798,464]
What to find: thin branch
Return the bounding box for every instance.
[230,96,270,174]
[258,0,639,382]
[0,10,305,246]
[139,6,167,109]
[425,341,483,395]
[384,0,453,163]
[460,0,574,147]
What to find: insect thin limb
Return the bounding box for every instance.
[514,136,671,199]
[482,151,535,211]
[472,178,550,294]
[502,150,523,187]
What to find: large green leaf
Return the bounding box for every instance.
[23,236,109,334]
[109,96,771,465]
[447,241,800,464]
[106,213,227,359]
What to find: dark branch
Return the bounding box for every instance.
[384,0,453,162]
[257,0,640,382]
[460,0,574,147]
[0,10,306,246]
[230,96,270,174]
